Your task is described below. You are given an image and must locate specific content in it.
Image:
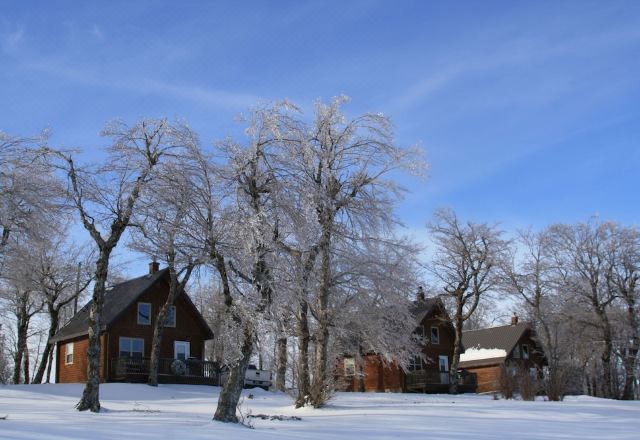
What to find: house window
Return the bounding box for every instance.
[174,340,190,360]
[522,344,530,360]
[119,337,144,358]
[65,343,74,365]
[413,325,425,340]
[344,358,355,376]
[431,326,440,344]
[513,345,521,358]
[408,355,423,372]
[137,302,151,325]
[164,306,176,327]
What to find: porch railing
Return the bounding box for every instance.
[405,371,476,391]
[111,357,220,384]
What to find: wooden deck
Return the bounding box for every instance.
[110,357,221,385]
[405,371,476,393]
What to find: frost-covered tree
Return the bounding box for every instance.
[603,224,639,399]
[0,242,44,384]
[546,220,618,398]
[46,119,191,412]
[129,131,205,387]
[330,235,421,369]
[427,208,508,394]
[211,102,296,422]
[0,131,61,275]
[26,236,93,384]
[276,97,424,406]
[501,229,570,400]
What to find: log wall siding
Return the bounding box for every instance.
[56,335,107,383]
[337,355,404,392]
[466,365,501,393]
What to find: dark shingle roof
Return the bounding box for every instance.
[458,322,531,368]
[51,268,170,342]
[410,297,440,322]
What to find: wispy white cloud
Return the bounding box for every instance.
[21,59,259,110]
[392,27,640,114]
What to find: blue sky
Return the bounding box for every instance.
[1,1,639,271]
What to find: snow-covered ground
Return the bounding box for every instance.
[1,384,638,440]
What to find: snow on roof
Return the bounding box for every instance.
[459,347,507,363]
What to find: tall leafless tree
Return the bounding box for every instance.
[129,138,205,387]
[28,237,93,384]
[46,119,190,412]
[428,208,508,394]
[604,225,639,399]
[547,220,618,398]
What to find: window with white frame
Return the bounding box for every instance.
[65,342,74,365]
[431,326,440,344]
[119,337,144,358]
[137,302,151,325]
[522,344,530,360]
[414,325,424,337]
[164,306,176,327]
[344,358,356,376]
[513,344,521,358]
[408,355,423,372]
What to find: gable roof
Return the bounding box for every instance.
[459,322,532,368]
[51,268,213,342]
[410,297,444,322]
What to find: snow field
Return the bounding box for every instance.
[0,384,638,440]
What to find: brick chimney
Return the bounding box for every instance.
[149,261,160,275]
[416,285,425,302]
[511,312,519,326]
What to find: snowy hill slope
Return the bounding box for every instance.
[0,384,638,440]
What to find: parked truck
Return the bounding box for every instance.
[218,364,272,390]
[243,364,272,390]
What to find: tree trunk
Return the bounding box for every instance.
[295,301,311,407]
[33,310,59,384]
[309,227,332,407]
[274,336,287,392]
[449,304,464,394]
[213,325,253,423]
[622,297,639,400]
[45,346,54,383]
[147,303,170,387]
[595,308,614,399]
[76,254,109,412]
[148,262,195,387]
[13,300,28,384]
[23,345,30,384]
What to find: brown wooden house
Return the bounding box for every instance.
[337,290,474,393]
[459,315,546,393]
[51,263,215,385]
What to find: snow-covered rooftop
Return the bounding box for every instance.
[460,347,507,362]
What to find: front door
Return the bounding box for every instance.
[439,355,449,384]
[174,341,190,360]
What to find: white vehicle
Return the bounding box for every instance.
[218,364,272,390]
[244,364,272,390]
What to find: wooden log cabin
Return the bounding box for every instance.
[336,288,475,393]
[459,314,547,393]
[50,263,216,385]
